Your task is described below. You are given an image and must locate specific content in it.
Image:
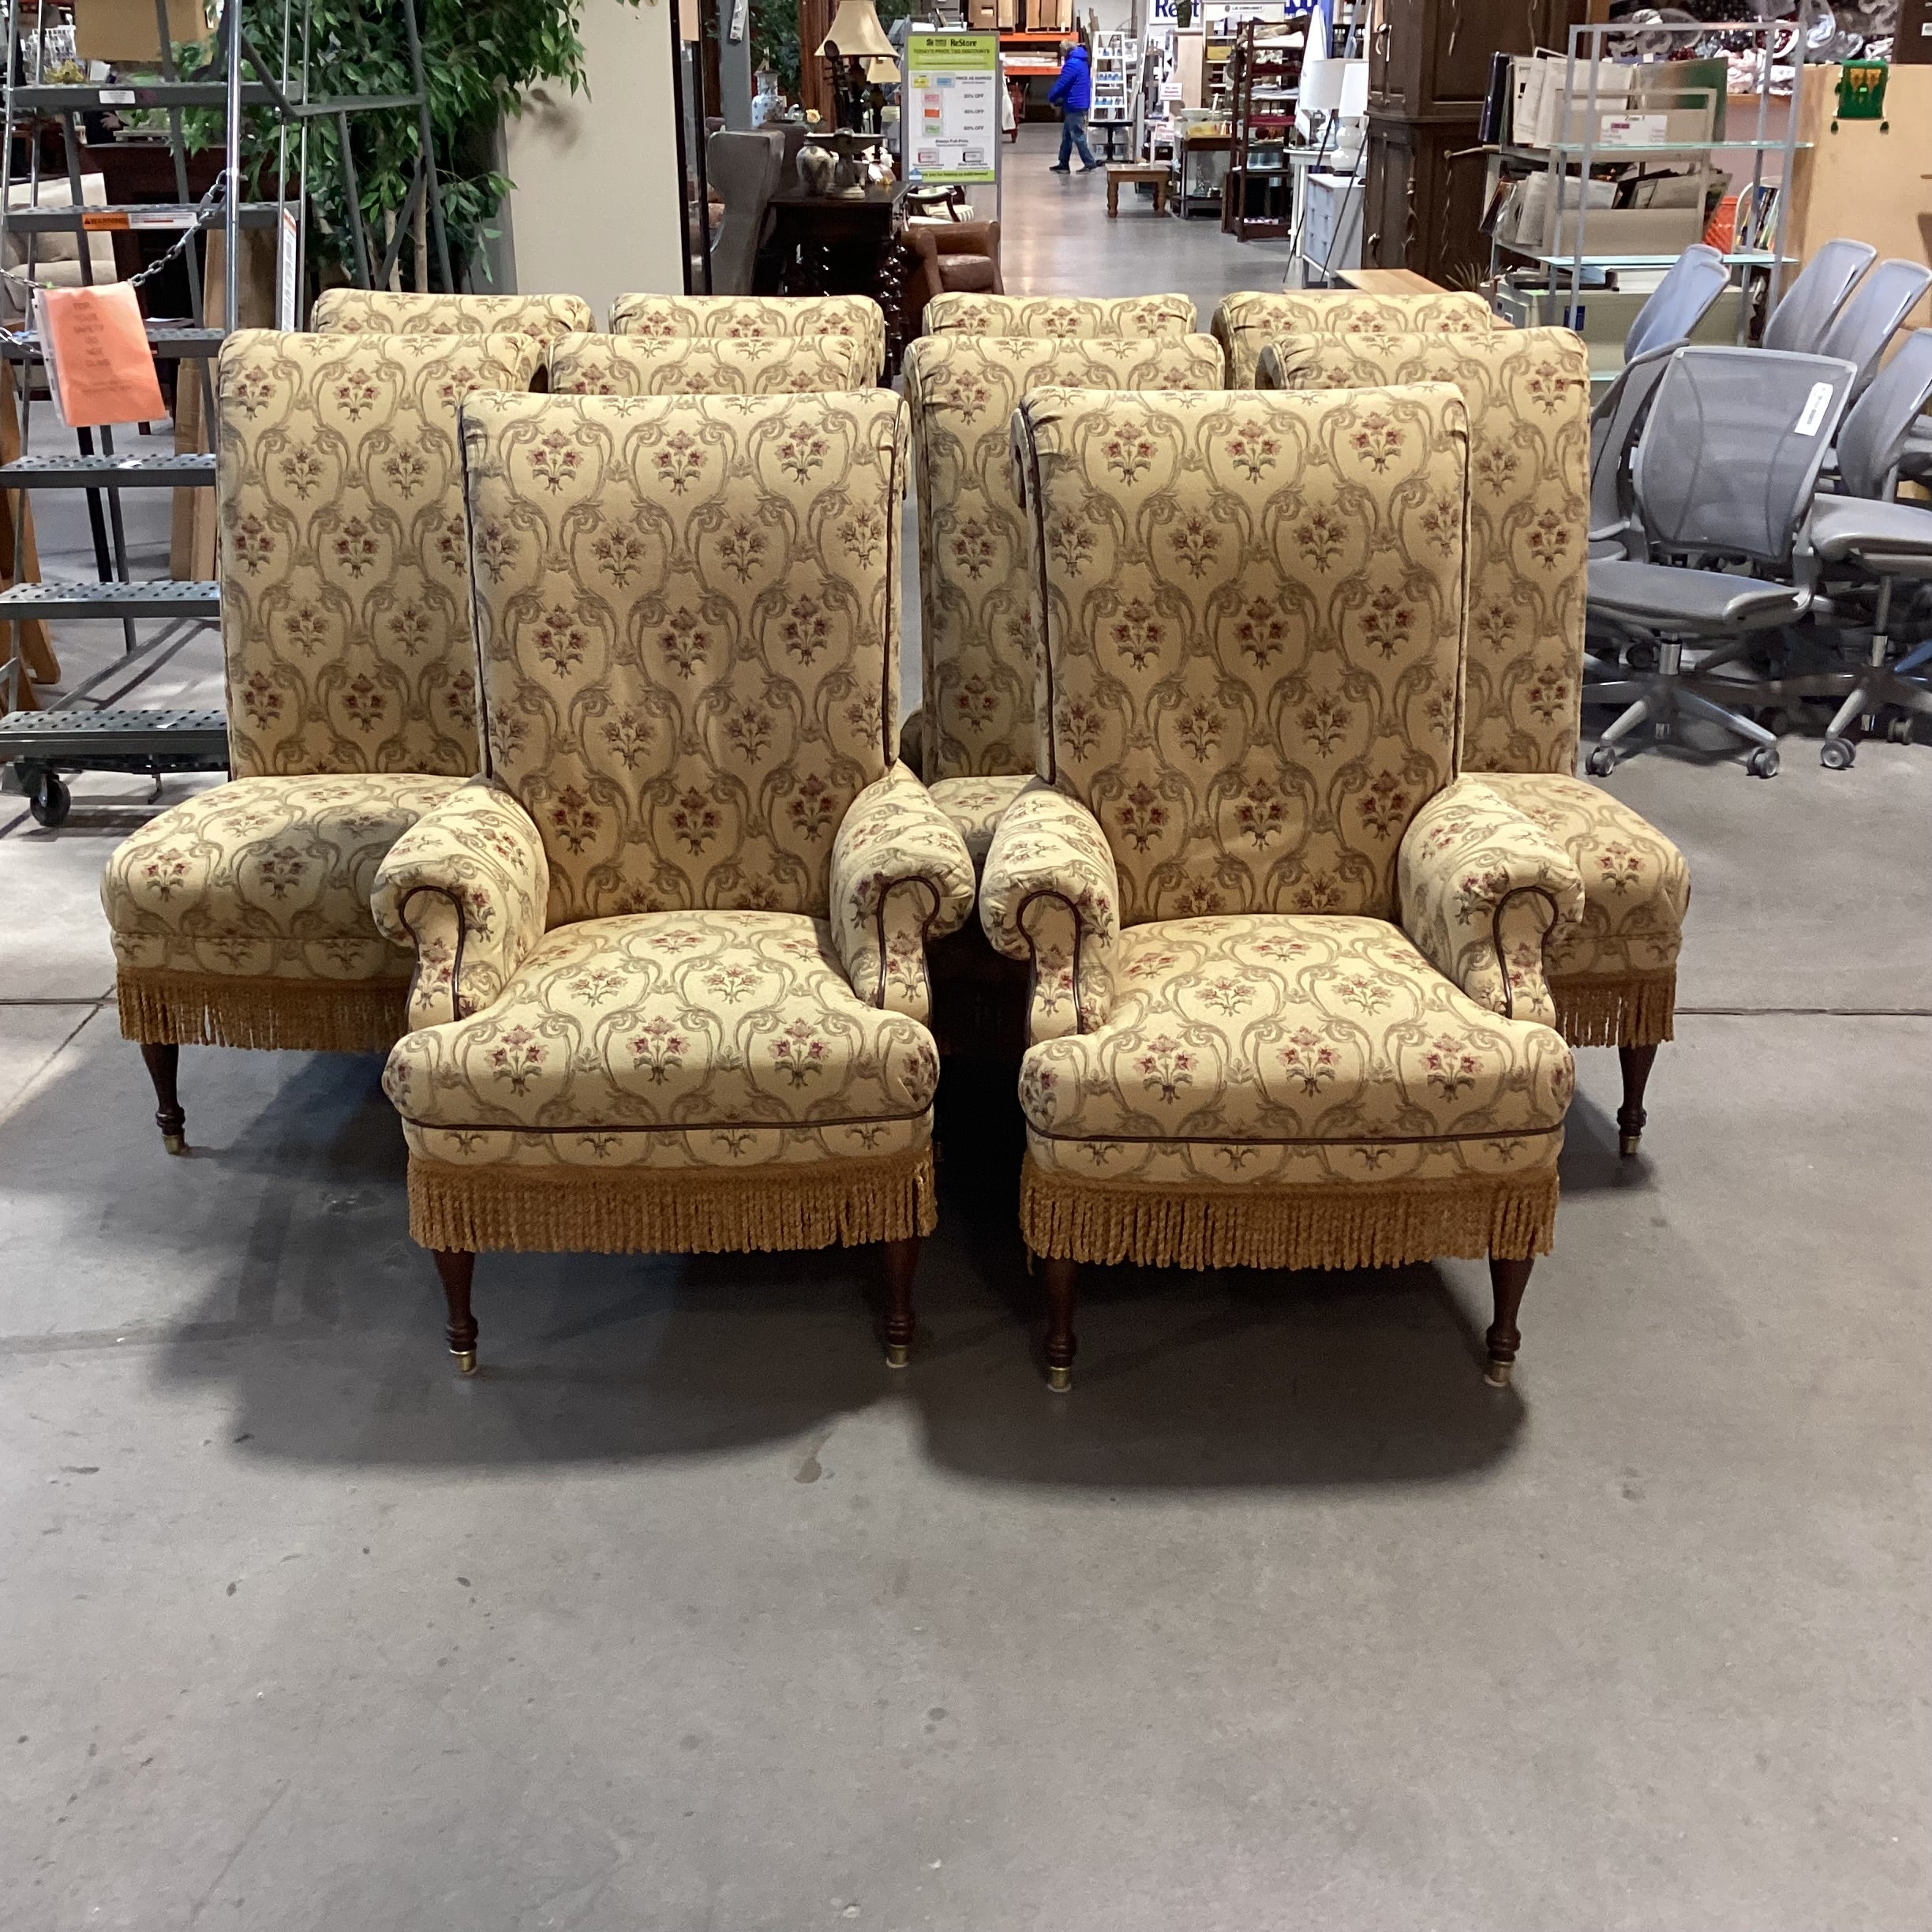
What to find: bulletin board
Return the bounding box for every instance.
[904,31,1002,202]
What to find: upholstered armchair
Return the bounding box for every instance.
[1211,288,1492,386]
[606,293,887,385]
[100,329,545,1152]
[309,290,594,339]
[548,331,872,396]
[902,221,1004,334]
[924,292,1197,339]
[373,391,975,1373]
[1259,328,1690,1155]
[983,384,1582,1389]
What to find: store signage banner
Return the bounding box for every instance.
[906,32,1000,185]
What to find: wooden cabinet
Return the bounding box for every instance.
[1368,0,1576,118]
[1362,116,1492,286]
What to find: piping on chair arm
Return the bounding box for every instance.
[978,780,1120,1043]
[829,762,977,1024]
[1398,777,1586,1029]
[371,777,551,1031]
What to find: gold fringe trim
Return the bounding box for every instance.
[115,969,408,1054]
[1020,1155,1559,1271]
[1551,971,1676,1049]
[409,1144,938,1256]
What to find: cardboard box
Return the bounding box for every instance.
[72,0,209,60]
[998,0,1017,26]
[965,0,996,26]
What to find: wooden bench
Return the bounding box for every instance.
[1105,163,1170,218]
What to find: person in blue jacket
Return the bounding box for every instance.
[1047,37,1099,173]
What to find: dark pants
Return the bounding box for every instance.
[1057,110,1097,168]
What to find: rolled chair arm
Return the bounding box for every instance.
[830,762,977,1022]
[1399,777,1585,1028]
[371,777,551,1031]
[978,780,1120,1042]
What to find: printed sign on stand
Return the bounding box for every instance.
[904,32,1001,201]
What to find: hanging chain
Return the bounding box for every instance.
[0,167,234,303]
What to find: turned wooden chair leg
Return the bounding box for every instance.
[138,1042,187,1155]
[1042,1255,1077,1392]
[882,1234,919,1368]
[1617,1043,1659,1157]
[1485,1256,1534,1387]
[434,1249,478,1375]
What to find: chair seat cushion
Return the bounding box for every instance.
[1588,559,1805,631]
[1018,914,1574,1189]
[384,911,938,1170]
[928,773,1032,869]
[935,256,998,296]
[1808,493,1932,564]
[103,773,465,983]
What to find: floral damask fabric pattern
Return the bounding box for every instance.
[1397,776,1584,1028]
[218,328,545,778]
[924,293,1198,339]
[904,332,1226,784]
[1017,913,1573,1187]
[458,389,907,929]
[384,909,938,1171]
[1261,328,1591,775]
[102,773,463,983]
[605,294,886,384]
[549,332,873,397]
[927,773,1032,868]
[370,777,552,1031]
[827,762,978,1021]
[309,290,593,339]
[1012,384,1470,927]
[1211,289,1492,386]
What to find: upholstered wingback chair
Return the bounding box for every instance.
[925,292,1197,339]
[981,384,1582,1389]
[607,293,887,385]
[310,290,594,339]
[371,391,975,1373]
[1259,328,1690,1155]
[548,331,872,396]
[1211,288,1492,386]
[100,329,546,1153]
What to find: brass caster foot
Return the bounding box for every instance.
[885,1342,910,1369]
[1485,1357,1513,1389]
[451,1349,477,1376]
[1618,1131,1642,1158]
[1046,1365,1072,1393]
[161,1133,188,1157]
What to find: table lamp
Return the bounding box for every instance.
[819,0,897,133]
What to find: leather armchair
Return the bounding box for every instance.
[903,220,1004,334]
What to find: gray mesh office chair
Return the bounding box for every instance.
[1589,343,1680,560]
[1814,258,1932,396]
[1802,329,1932,765]
[1586,346,1857,777]
[1762,238,1874,354]
[1624,243,1730,361]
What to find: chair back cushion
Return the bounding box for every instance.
[218,328,545,778]
[309,290,593,339]
[1013,384,1470,927]
[1211,288,1492,385]
[904,331,1225,783]
[549,331,872,395]
[1260,326,1590,775]
[925,293,1196,339]
[605,294,886,384]
[459,391,907,928]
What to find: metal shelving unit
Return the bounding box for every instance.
[1222,17,1301,239]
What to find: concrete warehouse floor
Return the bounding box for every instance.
[2,129,1929,1931]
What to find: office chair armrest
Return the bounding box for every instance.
[372,777,551,1032]
[1398,778,1585,1028]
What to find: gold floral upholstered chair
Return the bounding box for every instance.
[547,331,873,397]
[100,328,546,1152]
[606,293,888,385]
[309,290,594,339]
[923,292,1197,340]
[982,384,1584,1390]
[1258,327,1691,1155]
[371,390,975,1374]
[1211,288,1492,386]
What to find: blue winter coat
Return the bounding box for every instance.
[1048,44,1092,114]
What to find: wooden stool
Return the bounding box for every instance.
[1105,163,1169,218]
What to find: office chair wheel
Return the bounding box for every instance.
[1819,736,1855,770]
[1586,743,1619,778]
[1623,641,1659,672]
[1747,745,1780,779]
[1888,715,1915,744]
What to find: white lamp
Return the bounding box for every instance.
[818,0,897,59]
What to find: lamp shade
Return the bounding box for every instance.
[1337,58,1368,118]
[866,54,900,81]
[818,0,896,59]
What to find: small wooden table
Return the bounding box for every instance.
[1105,163,1169,218]
[1337,268,1448,295]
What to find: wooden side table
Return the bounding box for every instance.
[1105,163,1169,217]
[767,179,910,369]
